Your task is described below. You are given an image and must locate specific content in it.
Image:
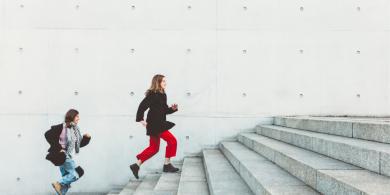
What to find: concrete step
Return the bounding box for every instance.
[202,149,253,195]
[107,189,121,195]
[257,124,390,177]
[133,173,161,195]
[177,157,209,195]
[118,180,141,195]
[220,142,319,195]
[153,163,182,195]
[107,185,126,195]
[274,116,390,144]
[238,133,390,195]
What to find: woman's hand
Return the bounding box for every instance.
[140,120,147,127]
[84,133,91,138]
[171,104,178,111]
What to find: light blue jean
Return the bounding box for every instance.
[58,157,79,195]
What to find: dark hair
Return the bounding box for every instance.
[65,109,79,127]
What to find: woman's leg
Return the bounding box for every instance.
[58,158,79,194]
[160,130,179,172]
[60,166,67,176]
[136,136,160,164]
[59,158,79,185]
[131,136,161,179]
[164,158,171,165]
[59,166,70,194]
[61,184,70,195]
[160,130,177,160]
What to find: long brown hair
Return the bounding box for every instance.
[145,74,165,96]
[65,109,79,127]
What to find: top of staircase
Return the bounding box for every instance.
[276,116,390,123]
[274,116,390,144]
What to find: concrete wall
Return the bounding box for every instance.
[0,0,389,194]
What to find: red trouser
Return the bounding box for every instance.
[136,130,177,163]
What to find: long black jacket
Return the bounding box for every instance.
[136,91,177,136]
[44,124,90,166]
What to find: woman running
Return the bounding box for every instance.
[130,74,179,179]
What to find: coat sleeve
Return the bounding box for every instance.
[136,95,152,122]
[44,128,62,152]
[165,104,178,114]
[164,94,177,114]
[80,135,91,148]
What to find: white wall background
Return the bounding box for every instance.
[0,0,389,194]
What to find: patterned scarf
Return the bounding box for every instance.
[66,124,82,157]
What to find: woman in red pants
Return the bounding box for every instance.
[130,74,179,179]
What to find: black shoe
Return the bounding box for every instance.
[130,163,139,179]
[163,163,179,173]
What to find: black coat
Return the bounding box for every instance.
[136,91,177,136]
[44,124,90,166]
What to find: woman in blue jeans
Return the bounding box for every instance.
[45,109,91,195]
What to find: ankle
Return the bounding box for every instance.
[164,158,171,165]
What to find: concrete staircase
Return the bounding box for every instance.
[106,159,209,195]
[107,116,390,195]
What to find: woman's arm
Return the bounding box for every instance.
[136,95,152,122]
[75,126,91,148]
[166,103,178,114]
[80,133,91,147]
